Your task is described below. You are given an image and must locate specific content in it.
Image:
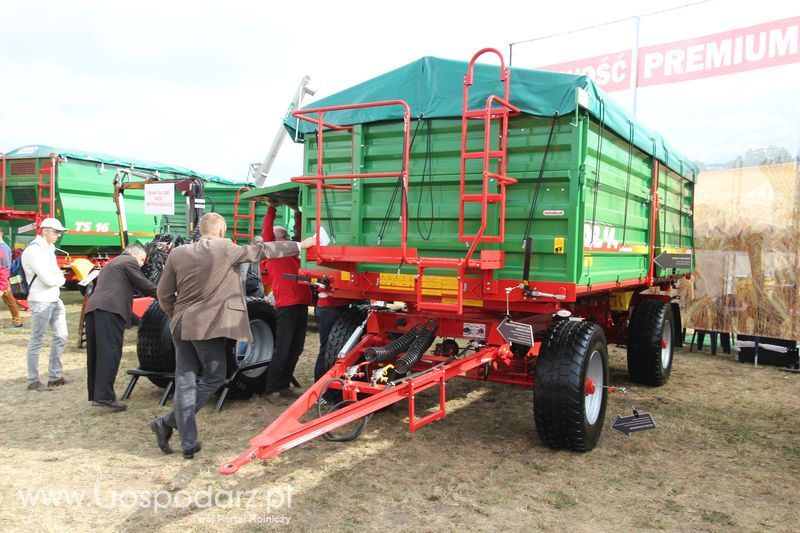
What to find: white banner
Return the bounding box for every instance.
[144,183,175,215]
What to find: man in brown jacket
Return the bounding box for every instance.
[149,213,315,459]
[85,244,157,411]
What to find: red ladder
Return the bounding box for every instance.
[458,47,520,257]
[415,48,520,314]
[37,159,55,221]
[232,186,255,243]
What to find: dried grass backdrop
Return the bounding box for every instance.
[679,161,800,339]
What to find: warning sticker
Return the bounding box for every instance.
[462,322,486,339]
[554,237,565,254]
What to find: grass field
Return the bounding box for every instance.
[0,292,798,531]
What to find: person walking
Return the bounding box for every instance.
[149,213,315,459]
[21,218,69,391]
[85,244,157,411]
[261,201,312,405]
[0,227,22,328]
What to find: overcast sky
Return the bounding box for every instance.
[1,0,796,183]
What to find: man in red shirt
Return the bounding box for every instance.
[262,201,312,405]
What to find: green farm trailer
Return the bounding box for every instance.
[223,48,697,474]
[0,145,266,280]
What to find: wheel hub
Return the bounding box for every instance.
[585,350,604,425]
[235,318,274,379]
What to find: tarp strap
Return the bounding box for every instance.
[415,120,434,241]
[621,120,634,245]
[317,130,337,244]
[376,116,425,245]
[678,170,683,249]
[661,143,670,252]
[523,112,560,242]
[589,99,607,249]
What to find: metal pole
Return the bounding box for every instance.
[793,149,800,339]
[1,153,6,210]
[630,16,641,115]
[255,76,316,188]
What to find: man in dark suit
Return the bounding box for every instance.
[149,213,316,459]
[85,244,157,411]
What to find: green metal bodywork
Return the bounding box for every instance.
[1,146,264,253]
[278,57,696,290]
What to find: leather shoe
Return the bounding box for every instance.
[92,400,127,411]
[48,377,68,387]
[27,381,52,392]
[183,442,202,459]
[278,387,305,400]
[264,392,290,406]
[149,419,174,454]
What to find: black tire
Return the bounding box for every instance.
[320,305,369,374]
[317,306,368,404]
[671,301,683,347]
[224,298,277,399]
[534,320,609,452]
[136,300,175,388]
[627,299,674,386]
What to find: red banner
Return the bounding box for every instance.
[538,15,800,91]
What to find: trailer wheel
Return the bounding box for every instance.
[534,320,608,452]
[320,305,369,374]
[627,299,674,386]
[671,301,683,348]
[224,297,277,399]
[136,300,175,388]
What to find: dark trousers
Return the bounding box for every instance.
[265,304,308,393]
[314,305,348,381]
[159,320,227,450]
[86,310,126,402]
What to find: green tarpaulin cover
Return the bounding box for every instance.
[3,145,247,185]
[284,56,697,180]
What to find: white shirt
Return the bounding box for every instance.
[21,235,66,303]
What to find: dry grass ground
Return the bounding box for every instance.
[0,292,798,532]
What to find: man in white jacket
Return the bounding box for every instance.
[22,218,69,391]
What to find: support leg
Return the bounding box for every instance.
[159,380,174,408]
[121,374,139,401]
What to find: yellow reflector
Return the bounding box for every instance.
[70,258,96,281]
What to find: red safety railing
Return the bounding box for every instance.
[0,152,58,227]
[290,99,413,263]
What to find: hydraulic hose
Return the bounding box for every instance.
[363,325,423,363]
[316,378,371,442]
[393,319,439,375]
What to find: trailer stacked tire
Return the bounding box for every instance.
[136,297,278,398]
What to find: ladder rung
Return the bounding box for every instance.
[462,194,502,203]
[418,259,461,268]
[460,235,503,243]
[464,109,508,119]
[416,301,459,312]
[463,151,503,160]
